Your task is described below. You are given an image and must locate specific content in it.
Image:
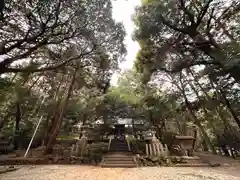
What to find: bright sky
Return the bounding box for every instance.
[111,0,141,85]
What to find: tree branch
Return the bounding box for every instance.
[158,14,188,34]
[196,0,213,27]
[2,45,97,73]
[179,0,196,25]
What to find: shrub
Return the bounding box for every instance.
[85,142,108,164]
[130,139,145,155]
[137,155,174,167]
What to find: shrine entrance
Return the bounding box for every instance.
[113,124,125,140]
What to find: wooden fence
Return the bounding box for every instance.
[145,142,169,156]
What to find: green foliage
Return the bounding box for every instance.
[134,0,240,82]
[1,0,126,73]
[131,0,240,155]
[130,139,146,155]
[85,142,108,164]
[138,155,173,167]
[0,0,127,153]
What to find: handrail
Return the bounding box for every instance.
[108,136,113,151]
[126,136,131,151]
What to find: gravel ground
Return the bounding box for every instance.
[0,165,240,180]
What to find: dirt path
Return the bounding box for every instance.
[1,165,240,180]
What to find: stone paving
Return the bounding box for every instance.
[1,165,240,180]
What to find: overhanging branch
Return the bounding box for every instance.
[2,46,96,73]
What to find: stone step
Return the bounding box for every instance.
[110,148,128,150]
[109,150,130,153]
[109,147,129,149]
[0,158,46,165]
[101,163,136,168]
[111,142,127,145]
[111,144,128,148]
[111,141,127,143]
[102,150,136,168]
[103,160,135,164]
[175,163,210,167]
[104,155,132,158]
[111,144,128,147]
[106,152,133,155]
[172,156,201,160]
[111,144,128,146]
[172,156,203,162]
[104,157,134,161]
[110,145,128,148]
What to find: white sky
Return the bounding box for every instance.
[111,0,141,85]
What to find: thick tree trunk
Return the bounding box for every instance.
[45,66,78,154]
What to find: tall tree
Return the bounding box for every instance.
[134,0,240,82]
[0,0,125,74]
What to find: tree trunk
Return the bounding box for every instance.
[186,72,219,137]
[186,28,240,82]
[13,101,21,150]
[186,101,217,154]
[219,89,240,129]
[175,117,183,135]
[158,119,166,141]
[0,76,40,130]
[45,66,79,154]
[188,80,223,151]
[132,118,135,135]
[188,68,232,131]
[0,113,12,130]
[176,73,217,154]
[44,75,68,146]
[209,78,240,129]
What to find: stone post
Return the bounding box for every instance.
[146,144,149,156]
[151,132,160,156]
[71,144,75,156]
[149,144,153,156]
[79,130,88,157]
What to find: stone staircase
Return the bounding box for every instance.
[109,139,130,152]
[101,139,136,168]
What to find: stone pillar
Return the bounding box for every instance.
[79,130,88,157]
[151,132,159,156]
[156,143,160,156]
[149,144,153,156]
[152,144,156,156]
[146,144,149,156]
[75,143,80,156]
[71,144,75,156]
